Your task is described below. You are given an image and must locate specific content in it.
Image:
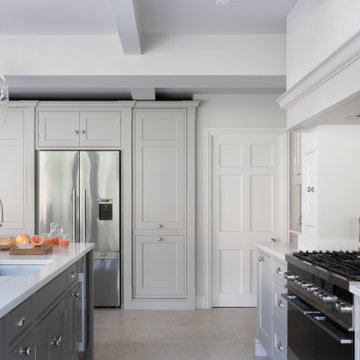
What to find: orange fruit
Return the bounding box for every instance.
[31,235,44,247]
[16,234,31,245]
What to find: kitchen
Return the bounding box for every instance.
[1,1,360,359]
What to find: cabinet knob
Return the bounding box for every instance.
[277,342,284,351]
[157,237,163,241]
[157,224,162,228]
[74,130,79,134]
[72,291,80,298]
[51,336,63,347]
[81,130,86,134]
[277,300,284,308]
[17,315,26,327]
[258,256,265,262]
[19,346,31,356]
[70,271,76,279]
[307,186,315,193]
[276,267,282,275]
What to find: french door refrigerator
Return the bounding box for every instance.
[36,151,120,307]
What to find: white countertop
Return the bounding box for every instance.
[0,243,94,319]
[257,241,298,261]
[350,283,360,297]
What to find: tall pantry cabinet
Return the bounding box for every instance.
[131,102,199,309]
[0,102,37,235]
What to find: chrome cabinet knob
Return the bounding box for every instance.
[258,256,265,262]
[307,186,315,193]
[70,271,76,279]
[17,315,26,327]
[51,336,63,347]
[157,237,163,241]
[80,130,86,134]
[74,130,79,134]
[19,346,31,356]
[72,291,80,298]
[276,267,282,275]
[277,300,284,308]
[157,224,162,228]
[277,342,284,351]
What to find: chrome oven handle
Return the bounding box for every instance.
[82,189,86,242]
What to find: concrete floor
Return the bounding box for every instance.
[94,307,257,360]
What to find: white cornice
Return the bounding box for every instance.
[9,100,39,109]
[277,29,360,110]
[133,101,201,109]
[36,101,136,109]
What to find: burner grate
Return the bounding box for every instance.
[293,251,360,281]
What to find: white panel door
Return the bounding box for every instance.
[134,235,186,298]
[79,112,121,147]
[38,111,80,147]
[212,131,279,307]
[302,151,318,237]
[0,112,25,231]
[134,110,185,230]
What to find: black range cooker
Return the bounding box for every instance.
[285,251,359,360]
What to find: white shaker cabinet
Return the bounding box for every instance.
[133,110,185,230]
[0,102,37,235]
[36,102,134,149]
[299,125,360,250]
[131,102,198,309]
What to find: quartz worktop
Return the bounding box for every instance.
[257,241,298,261]
[0,243,94,318]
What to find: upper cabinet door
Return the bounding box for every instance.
[0,112,25,231]
[134,110,186,230]
[38,111,80,147]
[79,112,121,147]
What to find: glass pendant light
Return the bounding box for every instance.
[0,75,9,123]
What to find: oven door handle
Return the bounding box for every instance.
[283,294,353,345]
[281,293,320,314]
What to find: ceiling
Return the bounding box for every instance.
[0,0,297,99]
[0,0,297,35]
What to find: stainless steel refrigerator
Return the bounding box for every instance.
[36,151,120,307]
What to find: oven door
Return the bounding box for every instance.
[283,293,354,360]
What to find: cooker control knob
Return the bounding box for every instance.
[294,279,303,287]
[284,272,299,281]
[306,286,319,294]
[300,282,313,289]
[314,291,326,299]
[334,302,353,314]
[321,294,338,303]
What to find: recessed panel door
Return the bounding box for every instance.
[211,131,279,307]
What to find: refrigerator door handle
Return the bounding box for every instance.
[82,189,86,242]
[72,189,76,242]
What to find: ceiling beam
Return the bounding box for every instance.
[110,0,142,55]
[130,88,156,100]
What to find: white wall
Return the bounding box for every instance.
[193,94,286,302]
[287,0,360,88]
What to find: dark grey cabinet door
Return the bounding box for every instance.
[66,283,80,360]
[34,297,66,360]
[7,332,35,360]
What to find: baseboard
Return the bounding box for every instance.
[196,296,207,309]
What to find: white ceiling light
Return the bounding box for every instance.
[0,75,9,123]
[215,0,230,6]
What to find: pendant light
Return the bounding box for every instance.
[0,75,9,123]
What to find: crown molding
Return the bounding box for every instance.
[277,30,360,111]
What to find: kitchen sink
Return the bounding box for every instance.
[0,264,44,276]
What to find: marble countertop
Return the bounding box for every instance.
[0,243,94,319]
[257,241,298,261]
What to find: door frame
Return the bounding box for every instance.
[203,128,289,309]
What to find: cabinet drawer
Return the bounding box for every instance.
[33,271,67,318]
[7,330,34,360]
[273,259,287,284]
[5,298,32,345]
[67,262,78,287]
[273,325,287,360]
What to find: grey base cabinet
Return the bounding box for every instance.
[0,250,93,360]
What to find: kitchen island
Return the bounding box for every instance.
[0,243,94,359]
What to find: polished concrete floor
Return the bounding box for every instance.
[94,307,257,360]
